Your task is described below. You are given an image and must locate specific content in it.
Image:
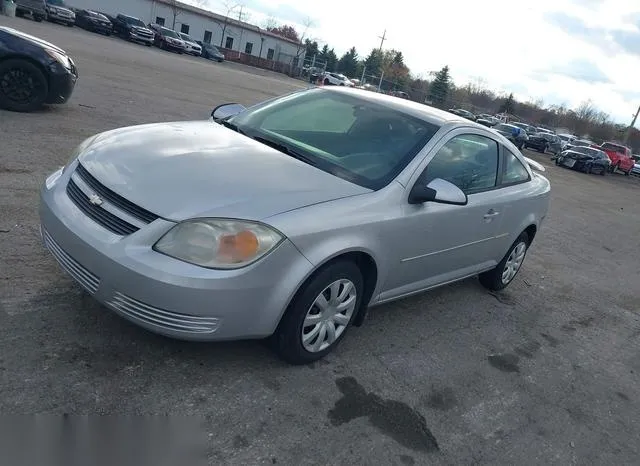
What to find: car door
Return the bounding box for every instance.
[379,129,508,301]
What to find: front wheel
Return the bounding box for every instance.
[600,166,607,176]
[272,261,363,365]
[0,59,49,112]
[479,232,529,291]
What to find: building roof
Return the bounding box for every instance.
[155,0,303,46]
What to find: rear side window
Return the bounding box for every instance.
[502,149,530,185]
[423,134,499,194]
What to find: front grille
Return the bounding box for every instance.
[107,293,220,334]
[75,164,158,224]
[43,228,100,294]
[66,179,139,236]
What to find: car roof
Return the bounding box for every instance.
[326,87,466,126]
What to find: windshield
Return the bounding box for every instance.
[226,89,440,190]
[558,135,572,141]
[573,146,600,156]
[179,33,193,42]
[573,140,592,147]
[124,16,145,27]
[161,27,179,38]
[601,142,626,153]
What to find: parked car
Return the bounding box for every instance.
[44,0,75,27]
[599,142,635,175]
[75,10,112,35]
[0,26,78,112]
[631,161,640,177]
[511,122,537,136]
[492,123,527,149]
[564,138,594,151]
[177,32,202,56]
[39,87,550,364]
[14,0,47,22]
[448,108,476,121]
[557,133,576,150]
[524,132,562,154]
[556,146,611,175]
[535,127,554,135]
[476,116,500,127]
[322,72,353,86]
[149,24,186,53]
[112,14,154,46]
[197,42,225,62]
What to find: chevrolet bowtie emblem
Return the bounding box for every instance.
[88,194,103,206]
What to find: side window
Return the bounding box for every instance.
[422,134,499,194]
[502,149,530,185]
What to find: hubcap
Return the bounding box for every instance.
[301,279,357,353]
[0,68,40,104]
[501,242,527,284]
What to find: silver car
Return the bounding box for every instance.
[39,87,551,364]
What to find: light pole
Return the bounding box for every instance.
[623,104,640,145]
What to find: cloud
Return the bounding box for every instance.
[550,59,610,83]
[610,30,640,57]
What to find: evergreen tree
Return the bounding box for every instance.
[363,49,383,75]
[428,66,451,107]
[337,47,359,77]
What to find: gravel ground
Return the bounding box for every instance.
[1,16,640,465]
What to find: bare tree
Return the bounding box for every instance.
[262,16,279,30]
[168,0,182,30]
[292,17,314,67]
[215,0,240,47]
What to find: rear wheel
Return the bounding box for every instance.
[479,232,529,291]
[600,166,607,176]
[0,59,49,112]
[272,261,363,365]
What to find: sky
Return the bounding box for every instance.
[188,0,640,126]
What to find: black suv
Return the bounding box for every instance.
[0,26,78,112]
[112,14,154,46]
[15,0,47,22]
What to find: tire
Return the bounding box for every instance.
[324,78,330,85]
[479,232,529,291]
[0,59,49,112]
[272,260,364,365]
[66,23,74,27]
[542,143,548,154]
[600,166,607,176]
[34,16,43,22]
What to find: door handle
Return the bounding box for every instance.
[484,209,500,220]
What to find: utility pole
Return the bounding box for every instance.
[623,104,640,145]
[237,5,243,21]
[377,29,387,51]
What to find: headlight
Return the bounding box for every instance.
[154,219,284,269]
[45,48,71,69]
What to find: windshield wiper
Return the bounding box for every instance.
[252,136,317,166]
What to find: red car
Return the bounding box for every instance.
[600,142,635,175]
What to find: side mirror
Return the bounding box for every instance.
[211,103,246,121]
[408,178,468,206]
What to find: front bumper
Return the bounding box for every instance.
[88,22,112,33]
[39,165,314,341]
[46,62,78,104]
[48,11,75,24]
[129,31,154,44]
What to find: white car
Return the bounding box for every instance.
[557,133,576,150]
[322,72,354,86]
[177,32,202,56]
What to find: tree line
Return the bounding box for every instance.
[266,26,638,150]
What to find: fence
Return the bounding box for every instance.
[218,47,305,77]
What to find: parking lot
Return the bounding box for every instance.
[2,15,640,465]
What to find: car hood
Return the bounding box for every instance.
[77,122,370,222]
[50,5,74,13]
[0,26,67,55]
[132,26,152,34]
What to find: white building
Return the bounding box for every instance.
[68,0,305,68]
